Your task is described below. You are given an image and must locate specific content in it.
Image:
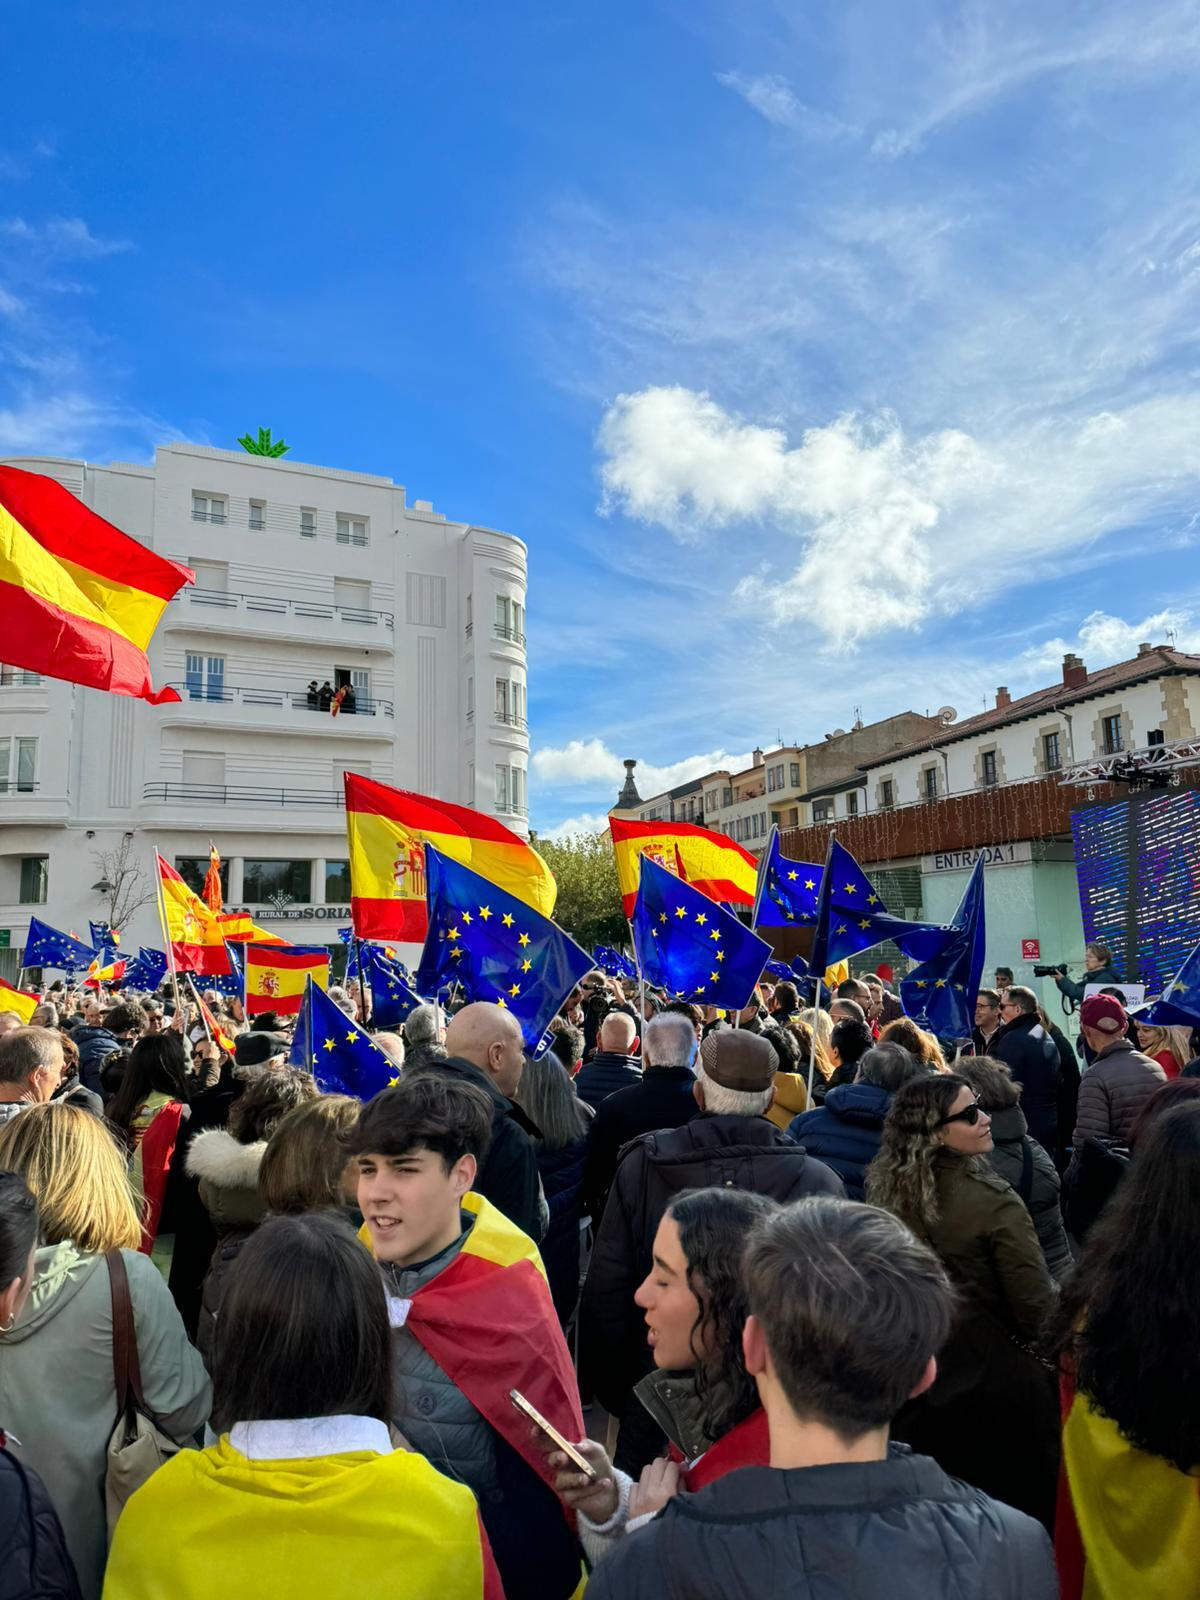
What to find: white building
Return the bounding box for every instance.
[0,442,529,979]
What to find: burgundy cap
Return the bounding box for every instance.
[1080,993,1126,1035]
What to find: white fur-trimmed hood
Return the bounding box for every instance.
[185,1127,267,1188]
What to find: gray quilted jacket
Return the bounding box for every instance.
[1073,1038,1166,1145]
[984,1106,1073,1284]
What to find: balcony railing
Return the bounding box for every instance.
[143,783,345,808]
[493,624,526,646]
[174,586,394,629]
[165,684,394,717]
[493,710,528,729]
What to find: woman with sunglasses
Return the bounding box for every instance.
[866,1073,1058,1529]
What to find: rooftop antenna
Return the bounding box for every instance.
[1167,626,1178,647]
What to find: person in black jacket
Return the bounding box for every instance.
[986,987,1059,1151]
[581,1011,700,1224]
[1054,942,1121,1005]
[574,1012,641,1111]
[586,1197,1055,1600]
[579,1028,841,1472]
[0,1172,82,1600]
[515,1051,593,1325]
[420,1002,545,1241]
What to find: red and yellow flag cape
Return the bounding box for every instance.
[0,977,39,1023]
[609,815,758,919]
[345,772,556,942]
[0,464,192,703]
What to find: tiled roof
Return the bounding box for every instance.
[858,648,1200,770]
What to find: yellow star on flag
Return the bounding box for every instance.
[674,906,687,919]
[388,1075,402,1088]
[450,947,463,962]
[843,883,857,894]
[859,918,870,930]
[934,978,947,988]
[501,912,514,928]
[344,1030,358,1044]
[447,927,460,942]
[716,950,725,962]
[651,928,659,938]
[867,894,879,906]
[710,929,721,942]
[710,971,719,982]
[322,1037,336,1052]
[495,996,507,1009]
[787,871,798,881]
[836,923,847,935]
[518,933,530,947]
[695,911,707,925]
[659,912,668,924]
[804,879,815,890]
[521,959,532,972]
[461,911,473,925]
[915,980,927,989]
[478,906,492,921]
[508,983,520,998]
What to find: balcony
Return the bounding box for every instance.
[163,684,394,718]
[143,782,346,808]
[168,586,394,646]
[493,624,526,647]
[493,710,528,730]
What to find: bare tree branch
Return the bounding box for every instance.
[91,837,155,933]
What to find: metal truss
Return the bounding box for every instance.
[1058,737,1200,790]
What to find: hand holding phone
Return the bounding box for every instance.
[508,1388,597,1481]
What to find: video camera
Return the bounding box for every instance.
[1032,963,1069,978]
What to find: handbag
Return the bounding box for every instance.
[104,1250,181,1540]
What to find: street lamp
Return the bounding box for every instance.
[91,879,114,896]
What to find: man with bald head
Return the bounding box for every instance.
[422,1001,544,1240]
[574,1010,641,1111]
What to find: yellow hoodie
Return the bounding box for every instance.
[102,1422,500,1600]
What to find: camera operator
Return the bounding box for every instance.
[1038,943,1122,1008]
[578,972,628,1057]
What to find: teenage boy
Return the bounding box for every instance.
[352,1075,584,1600]
[587,1196,1056,1599]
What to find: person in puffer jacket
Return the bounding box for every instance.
[1073,994,1165,1146]
[787,1042,924,1199]
[956,1057,1072,1283]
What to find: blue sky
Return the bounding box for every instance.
[3,0,1200,837]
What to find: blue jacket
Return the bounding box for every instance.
[69,1026,122,1096]
[536,1135,589,1325]
[575,1051,641,1111]
[787,1082,891,1200]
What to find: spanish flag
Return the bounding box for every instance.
[0,977,39,1024]
[244,943,329,1016]
[345,772,556,943]
[202,843,223,913]
[609,815,758,919]
[0,464,192,703]
[84,956,127,989]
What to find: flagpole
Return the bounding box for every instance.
[806,975,821,1104]
[355,936,373,1027]
[184,974,213,1043]
[151,843,184,1020]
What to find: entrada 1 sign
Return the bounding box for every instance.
[931,845,1019,872]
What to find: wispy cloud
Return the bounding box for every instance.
[532,737,756,796]
[536,811,613,843]
[716,70,858,141]
[0,216,132,258]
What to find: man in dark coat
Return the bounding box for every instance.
[71,1001,144,1097]
[787,1042,922,1200]
[585,1198,1055,1600]
[581,1010,700,1223]
[573,1011,641,1111]
[579,1028,841,1471]
[986,987,1060,1151]
[419,1001,545,1241]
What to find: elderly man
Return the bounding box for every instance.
[574,1011,641,1110]
[580,1028,842,1473]
[0,1026,64,1124]
[401,1002,447,1072]
[1072,993,1165,1146]
[416,1001,545,1241]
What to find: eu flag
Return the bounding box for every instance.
[23,917,96,972]
[90,921,121,960]
[413,844,594,1055]
[360,943,424,1029]
[631,855,772,1009]
[900,859,987,1039]
[290,976,399,1100]
[752,828,823,928]
[592,944,636,979]
[124,947,168,990]
[808,839,946,976]
[1132,938,1200,1027]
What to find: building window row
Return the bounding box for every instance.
[495,764,527,815]
[495,596,525,645]
[174,856,352,904]
[18,855,48,904]
[733,812,768,842]
[494,678,527,727]
[0,665,40,686]
[0,737,37,794]
[191,491,369,545]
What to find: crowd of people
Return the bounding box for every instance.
[0,945,1197,1598]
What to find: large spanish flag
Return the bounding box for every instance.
[0,977,39,1024]
[156,854,233,975]
[345,772,556,942]
[609,815,758,919]
[244,943,329,1016]
[0,464,192,703]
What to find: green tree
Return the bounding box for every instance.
[237,427,290,458]
[534,829,628,950]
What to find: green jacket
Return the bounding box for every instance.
[0,1240,211,1600]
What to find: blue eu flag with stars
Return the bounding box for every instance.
[900,858,987,1039]
[413,844,594,1055]
[1132,938,1200,1028]
[290,977,399,1100]
[809,839,946,975]
[22,917,97,972]
[631,855,772,1010]
[123,947,168,990]
[752,828,823,928]
[360,943,424,1029]
[90,921,120,961]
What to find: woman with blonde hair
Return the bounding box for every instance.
[1133,1020,1192,1080]
[865,1073,1058,1529]
[880,1016,947,1070]
[0,1102,209,1599]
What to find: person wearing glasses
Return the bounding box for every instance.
[866,1073,1058,1530]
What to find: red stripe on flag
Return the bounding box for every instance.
[244,947,329,971]
[345,771,527,845]
[349,894,427,943]
[620,873,756,919]
[0,576,181,704]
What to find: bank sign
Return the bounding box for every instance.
[922,843,1030,874]
[253,905,351,922]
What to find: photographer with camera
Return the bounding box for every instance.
[1037,943,1122,1008]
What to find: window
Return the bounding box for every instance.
[812,801,833,824]
[846,791,860,815]
[767,765,783,792]
[324,860,351,901]
[336,514,368,546]
[512,767,527,814]
[495,763,509,812]
[981,750,998,787]
[0,737,37,793]
[880,778,895,809]
[0,665,40,686]
[1102,714,1124,754]
[300,507,317,539]
[19,855,47,904]
[249,499,266,530]
[174,856,229,899]
[495,678,510,721]
[185,654,226,702]
[722,786,733,807]
[495,764,527,813]
[789,762,801,788]
[1043,731,1061,771]
[495,595,526,644]
[513,682,526,726]
[243,859,313,902]
[192,491,227,524]
[924,767,938,800]
[1147,729,1165,747]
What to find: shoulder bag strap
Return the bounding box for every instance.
[105,1250,147,1414]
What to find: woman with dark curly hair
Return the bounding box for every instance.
[865,1072,1059,1528]
[542,1186,779,1563]
[1048,1101,1200,1598]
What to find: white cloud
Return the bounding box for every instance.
[716,71,857,140]
[0,391,169,459]
[532,736,757,796]
[0,217,131,258]
[536,812,612,843]
[0,286,23,319]
[597,384,1200,641]
[1019,608,1200,673]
